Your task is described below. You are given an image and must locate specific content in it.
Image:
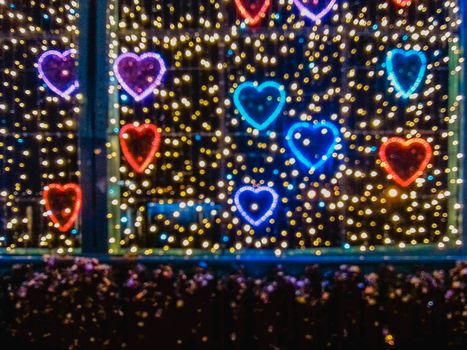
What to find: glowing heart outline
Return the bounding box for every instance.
[386,48,427,99]
[393,0,411,7]
[38,49,79,98]
[114,52,167,102]
[119,123,161,174]
[379,137,432,187]
[43,183,82,232]
[234,0,271,26]
[292,0,337,22]
[233,81,286,131]
[234,186,279,227]
[286,121,340,171]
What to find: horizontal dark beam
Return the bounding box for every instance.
[0,254,465,267]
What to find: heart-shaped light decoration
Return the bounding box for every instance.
[386,48,427,99]
[286,121,339,171]
[235,0,271,26]
[393,0,411,7]
[43,183,82,232]
[119,123,161,173]
[114,52,167,102]
[379,137,432,187]
[292,0,337,22]
[233,81,286,130]
[234,186,279,226]
[38,49,79,98]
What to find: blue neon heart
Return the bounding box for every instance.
[286,121,339,171]
[386,48,427,99]
[234,186,279,227]
[233,81,286,130]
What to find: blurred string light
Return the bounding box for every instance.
[0,0,80,253]
[104,0,464,255]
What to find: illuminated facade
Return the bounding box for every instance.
[0,0,465,258]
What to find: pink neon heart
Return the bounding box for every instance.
[292,0,337,22]
[114,52,167,102]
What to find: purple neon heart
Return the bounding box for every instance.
[292,0,337,22]
[38,49,79,98]
[114,52,167,102]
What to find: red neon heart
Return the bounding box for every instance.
[393,0,411,7]
[119,123,161,174]
[379,137,432,187]
[235,0,271,26]
[43,183,82,232]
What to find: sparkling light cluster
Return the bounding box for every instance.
[106,0,463,256]
[0,0,80,253]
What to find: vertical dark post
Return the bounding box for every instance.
[79,0,109,254]
[461,0,467,256]
[217,0,228,249]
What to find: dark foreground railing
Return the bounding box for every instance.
[0,257,465,350]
